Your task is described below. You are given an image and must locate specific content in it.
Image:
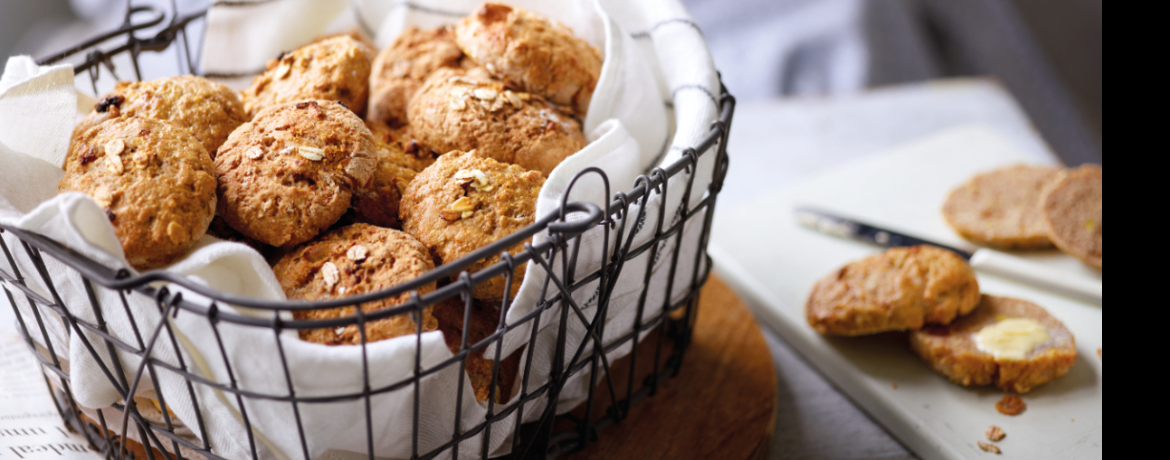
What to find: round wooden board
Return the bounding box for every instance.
[564,274,778,460]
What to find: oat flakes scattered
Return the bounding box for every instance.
[335,327,346,336]
[449,196,475,212]
[103,139,126,174]
[166,222,185,245]
[92,185,112,208]
[503,90,522,108]
[246,147,264,159]
[977,441,1001,454]
[984,425,1005,442]
[473,88,498,101]
[347,245,368,261]
[449,97,467,110]
[105,153,124,174]
[453,169,478,183]
[298,146,325,161]
[105,139,125,156]
[321,262,340,287]
[454,169,492,191]
[441,196,477,221]
[471,170,492,191]
[277,61,293,79]
[995,395,1026,416]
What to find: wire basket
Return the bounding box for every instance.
[1,3,734,460]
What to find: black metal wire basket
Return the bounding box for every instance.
[1,3,734,459]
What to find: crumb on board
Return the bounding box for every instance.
[978,441,1001,454]
[1097,347,1102,359]
[985,425,1005,442]
[891,382,898,389]
[995,395,1026,416]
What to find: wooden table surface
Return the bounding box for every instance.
[565,275,777,460]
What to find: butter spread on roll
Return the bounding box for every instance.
[974,318,1050,360]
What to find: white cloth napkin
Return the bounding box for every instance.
[0,0,720,458]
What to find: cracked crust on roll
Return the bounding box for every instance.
[455,2,602,115]
[400,150,545,301]
[274,223,438,345]
[806,245,980,336]
[942,164,1059,249]
[367,26,467,126]
[1041,165,1102,269]
[215,100,377,247]
[910,295,1077,393]
[241,36,373,118]
[408,67,585,176]
[59,117,216,269]
[74,75,246,158]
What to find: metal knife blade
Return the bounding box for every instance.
[794,207,973,259]
[793,206,1103,304]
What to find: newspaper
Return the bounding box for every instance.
[0,301,100,460]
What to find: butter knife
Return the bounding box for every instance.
[794,207,1102,304]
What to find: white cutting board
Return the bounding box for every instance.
[710,125,1102,459]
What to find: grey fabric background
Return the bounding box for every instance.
[679,0,1101,165]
